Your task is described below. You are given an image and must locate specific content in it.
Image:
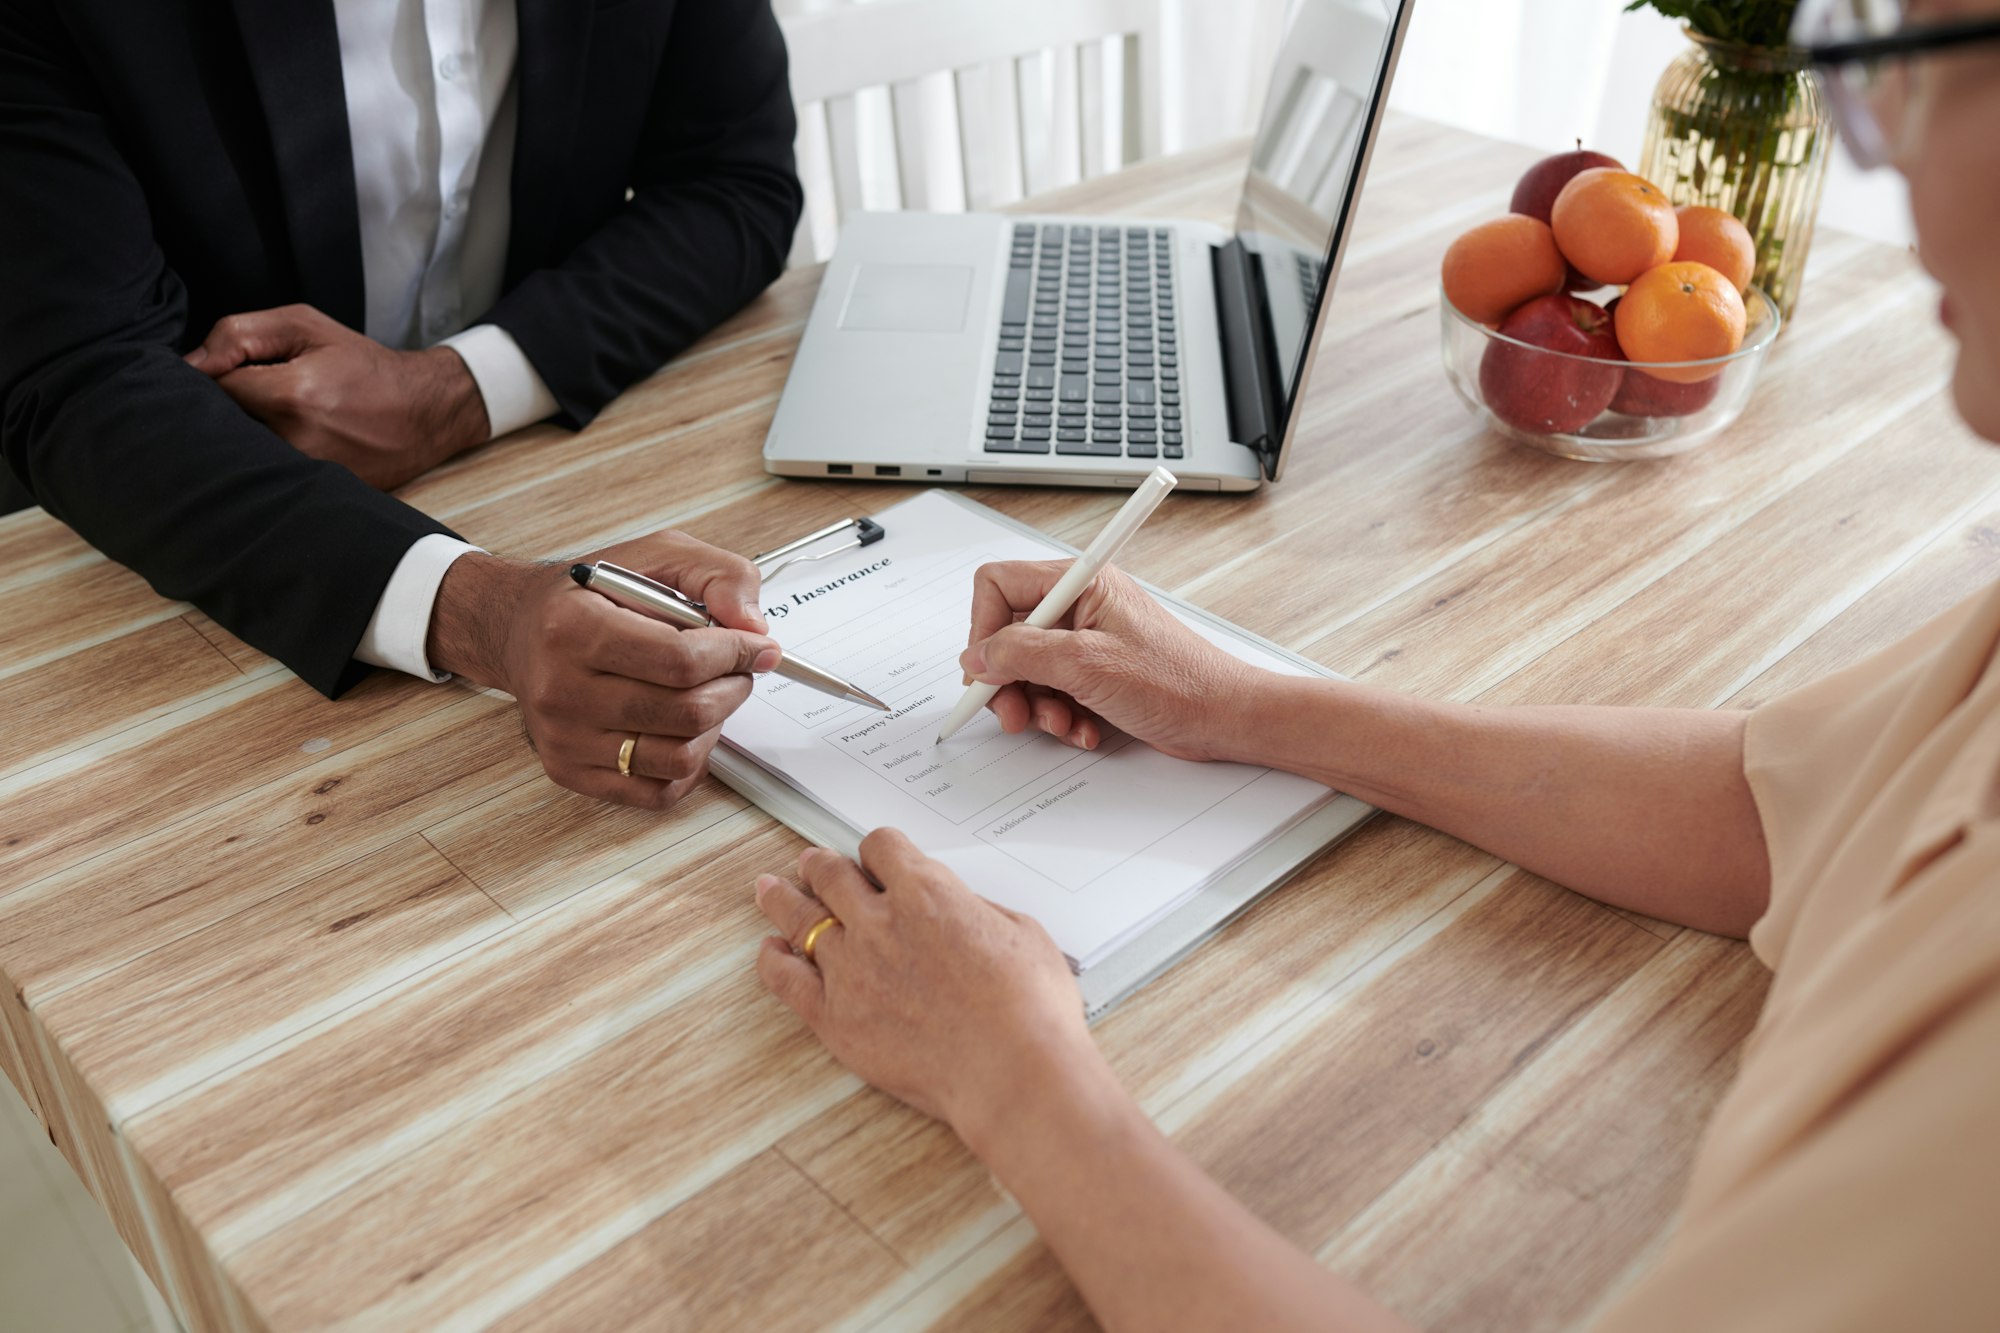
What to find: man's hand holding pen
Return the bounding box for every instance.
[427,532,780,810]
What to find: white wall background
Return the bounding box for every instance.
[773,0,1914,249]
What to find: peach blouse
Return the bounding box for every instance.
[1593,585,2000,1329]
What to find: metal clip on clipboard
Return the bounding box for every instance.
[753,517,887,582]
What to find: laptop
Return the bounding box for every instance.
[764,0,1415,494]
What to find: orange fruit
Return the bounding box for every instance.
[1549,169,1678,286]
[1613,261,1747,383]
[1440,215,1567,326]
[1672,205,1757,292]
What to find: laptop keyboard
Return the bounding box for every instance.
[985,223,1183,460]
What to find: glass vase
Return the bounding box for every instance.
[1637,29,1832,323]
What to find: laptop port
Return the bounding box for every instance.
[874,465,902,477]
[826,463,852,475]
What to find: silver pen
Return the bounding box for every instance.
[569,561,891,712]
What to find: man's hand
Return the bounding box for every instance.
[185,305,490,491]
[428,531,779,809]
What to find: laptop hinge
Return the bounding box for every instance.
[1208,238,1286,481]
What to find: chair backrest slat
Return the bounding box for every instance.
[1077,38,1117,182]
[824,93,868,219]
[1123,29,1164,164]
[890,77,932,211]
[953,58,1027,211]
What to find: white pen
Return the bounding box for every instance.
[935,466,1178,745]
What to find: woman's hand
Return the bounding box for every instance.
[959,561,1261,760]
[753,829,1102,1139]
[755,833,1418,1333]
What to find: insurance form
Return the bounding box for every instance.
[717,491,1339,971]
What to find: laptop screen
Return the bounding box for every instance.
[1233,0,1405,443]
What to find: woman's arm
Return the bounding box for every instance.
[961,1049,1414,1333]
[1229,679,1767,936]
[754,835,1414,1333]
[962,562,1768,937]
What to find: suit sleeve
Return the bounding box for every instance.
[0,2,455,698]
[481,0,803,426]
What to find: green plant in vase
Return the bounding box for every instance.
[1626,0,1831,321]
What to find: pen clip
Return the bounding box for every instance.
[755,517,886,582]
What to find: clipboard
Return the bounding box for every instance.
[708,491,1377,1020]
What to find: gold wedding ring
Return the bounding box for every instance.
[617,734,639,779]
[800,914,840,962]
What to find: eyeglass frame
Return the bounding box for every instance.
[1800,13,2000,168]
[1806,14,2000,66]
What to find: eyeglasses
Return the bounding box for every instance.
[1792,0,2000,168]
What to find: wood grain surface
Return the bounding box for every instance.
[2,115,1991,1331]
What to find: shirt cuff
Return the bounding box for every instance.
[354,534,484,681]
[440,323,560,439]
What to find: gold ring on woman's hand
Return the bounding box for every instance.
[617,734,639,778]
[801,914,840,962]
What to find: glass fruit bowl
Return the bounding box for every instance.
[1439,282,1781,462]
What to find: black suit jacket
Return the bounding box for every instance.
[0,0,801,696]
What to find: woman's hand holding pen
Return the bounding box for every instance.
[428,531,780,809]
[959,560,1262,760]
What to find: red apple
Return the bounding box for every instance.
[1512,147,1624,292]
[1510,147,1625,224]
[1478,293,1625,435]
[1609,368,1722,417]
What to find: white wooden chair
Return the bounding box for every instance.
[777,0,1169,264]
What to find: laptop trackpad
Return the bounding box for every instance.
[839,264,973,333]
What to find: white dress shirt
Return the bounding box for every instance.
[333,0,559,680]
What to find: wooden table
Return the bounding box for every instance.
[1,115,1991,1331]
